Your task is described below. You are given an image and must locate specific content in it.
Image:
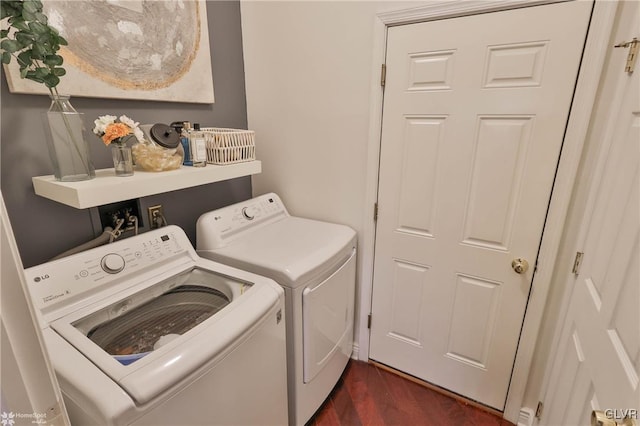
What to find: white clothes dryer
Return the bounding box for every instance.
[23,226,288,426]
[196,193,356,426]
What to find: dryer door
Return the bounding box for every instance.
[302,249,356,383]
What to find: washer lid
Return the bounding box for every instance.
[50,264,281,405]
[199,217,356,288]
[82,283,232,363]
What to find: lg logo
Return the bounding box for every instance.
[33,274,49,283]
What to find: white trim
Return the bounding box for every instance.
[377,0,565,25]
[358,0,615,423]
[505,1,618,420]
[517,407,536,426]
[1,194,70,424]
[535,0,626,417]
[351,342,360,360]
[356,14,387,363]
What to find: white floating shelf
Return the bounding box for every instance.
[33,161,261,209]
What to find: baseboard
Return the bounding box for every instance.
[518,407,535,426]
[351,342,360,360]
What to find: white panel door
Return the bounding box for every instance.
[541,2,640,423]
[369,1,592,410]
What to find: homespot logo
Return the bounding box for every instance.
[0,412,14,426]
[1,411,47,425]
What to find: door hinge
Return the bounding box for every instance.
[572,251,584,275]
[381,64,387,87]
[373,203,379,222]
[367,313,372,329]
[614,37,638,74]
[535,401,544,419]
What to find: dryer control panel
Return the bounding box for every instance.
[24,226,193,314]
[196,192,289,250]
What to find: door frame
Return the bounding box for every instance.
[357,0,619,422]
[537,1,638,419]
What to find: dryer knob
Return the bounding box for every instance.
[101,253,125,274]
[242,207,255,220]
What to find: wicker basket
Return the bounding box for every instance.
[201,127,256,165]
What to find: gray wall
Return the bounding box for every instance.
[1,1,251,268]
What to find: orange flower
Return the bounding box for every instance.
[102,123,132,145]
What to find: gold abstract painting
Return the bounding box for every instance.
[4,0,215,103]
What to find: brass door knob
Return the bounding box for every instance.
[511,258,529,274]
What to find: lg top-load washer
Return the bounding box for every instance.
[23,225,288,426]
[196,193,357,426]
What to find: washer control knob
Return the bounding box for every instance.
[101,253,125,274]
[242,206,255,220]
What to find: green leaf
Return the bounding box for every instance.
[23,1,41,15]
[30,43,45,59]
[28,21,48,35]
[44,54,62,66]
[36,33,55,49]
[0,39,21,53]
[15,31,35,46]
[35,12,48,24]
[17,50,32,66]
[1,3,23,21]
[34,66,48,78]
[11,19,29,32]
[3,0,65,88]
[41,45,56,58]
[26,76,45,84]
[49,25,60,37]
[52,67,65,76]
[22,9,36,22]
[43,73,59,88]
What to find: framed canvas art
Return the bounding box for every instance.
[3,0,215,103]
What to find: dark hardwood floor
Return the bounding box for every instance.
[307,360,515,426]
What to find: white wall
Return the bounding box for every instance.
[242,1,425,224]
[241,1,617,419]
[241,0,429,354]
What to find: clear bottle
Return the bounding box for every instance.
[171,121,192,166]
[189,123,207,167]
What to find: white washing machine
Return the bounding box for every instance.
[196,193,357,426]
[23,225,288,426]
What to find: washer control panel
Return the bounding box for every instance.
[101,253,126,274]
[24,226,191,311]
[197,193,289,250]
[226,194,284,226]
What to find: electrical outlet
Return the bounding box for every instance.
[98,199,141,231]
[148,205,164,229]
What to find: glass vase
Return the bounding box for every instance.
[43,94,95,181]
[111,144,134,177]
